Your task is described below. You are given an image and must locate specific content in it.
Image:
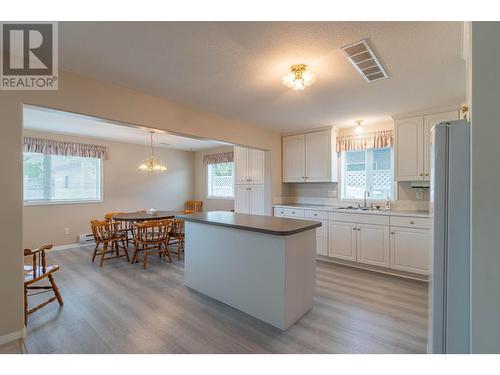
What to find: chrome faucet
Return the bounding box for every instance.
[363,190,370,208]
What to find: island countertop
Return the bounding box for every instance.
[177,211,321,236]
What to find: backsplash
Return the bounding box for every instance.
[274,195,429,211]
[281,181,429,202]
[281,182,338,198]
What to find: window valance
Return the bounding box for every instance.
[336,130,393,152]
[23,137,108,160]
[203,151,234,165]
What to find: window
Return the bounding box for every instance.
[207,162,234,198]
[341,147,393,200]
[23,152,102,204]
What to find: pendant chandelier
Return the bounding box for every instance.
[138,131,167,172]
[281,64,316,91]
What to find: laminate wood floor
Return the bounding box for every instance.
[1,246,429,354]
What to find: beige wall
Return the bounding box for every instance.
[23,130,195,248]
[194,145,235,212]
[0,70,281,340]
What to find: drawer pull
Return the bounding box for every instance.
[391,232,395,235]
[314,213,317,216]
[410,221,415,224]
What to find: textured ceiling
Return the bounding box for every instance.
[24,106,225,151]
[59,21,466,132]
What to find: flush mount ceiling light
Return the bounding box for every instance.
[281,64,316,91]
[138,131,167,172]
[354,120,364,134]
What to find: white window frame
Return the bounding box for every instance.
[206,162,235,200]
[23,153,104,206]
[340,147,394,201]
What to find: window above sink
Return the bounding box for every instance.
[340,147,393,200]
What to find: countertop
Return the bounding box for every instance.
[273,203,430,218]
[177,211,322,236]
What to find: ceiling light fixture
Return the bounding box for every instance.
[281,64,316,91]
[354,120,364,134]
[138,131,167,172]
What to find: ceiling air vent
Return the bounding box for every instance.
[341,39,388,82]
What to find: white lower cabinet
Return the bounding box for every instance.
[235,185,264,215]
[328,221,357,261]
[274,206,430,277]
[274,207,328,256]
[390,226,431,274]
[316,236,328,257]
[356,223,390,268]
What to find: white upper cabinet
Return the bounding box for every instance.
[423,111,459,179]
[305,131,333,182]
[234,146,265,185]
[395,116,423,181]
[248,149,265,184]
[282,134,306,182]
[395,110,459,181]
[282,128,337,183]
[234,146,249,184]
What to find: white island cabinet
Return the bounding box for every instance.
[180,211,320,330]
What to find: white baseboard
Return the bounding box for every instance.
[0,327,26,346]
[52,242,93,251]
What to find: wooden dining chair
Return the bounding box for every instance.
[132,219,173,269]
[167,218,185,260]
[184,200,202,214]
[104,212,134,247]
[24,244,63,325]
[90,219,130,267]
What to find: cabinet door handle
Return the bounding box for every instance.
[313,213,317,217]
[391,232,395,235]
[419,173,424,176]
[353,228,356,231]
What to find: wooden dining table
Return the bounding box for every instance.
[112,211,183,222]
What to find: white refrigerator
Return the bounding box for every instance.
[429,119,470,353]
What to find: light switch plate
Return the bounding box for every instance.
[64,227,71,235]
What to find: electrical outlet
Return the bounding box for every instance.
[416,190,423,200]
[327,190,337,198]
[64,227,71,235]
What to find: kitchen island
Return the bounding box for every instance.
[177,211,321,330]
